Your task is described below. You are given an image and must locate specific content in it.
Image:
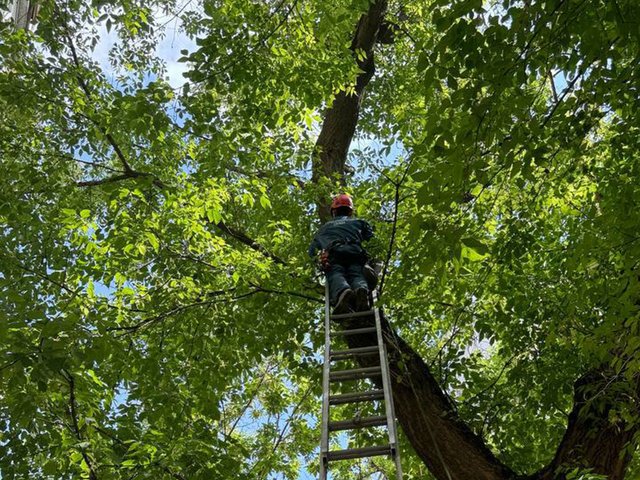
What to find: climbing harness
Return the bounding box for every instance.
[319,283,402,479]
[317,239,369,273]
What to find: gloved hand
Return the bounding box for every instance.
[318,250,331,272]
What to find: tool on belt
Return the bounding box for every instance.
[317,239,363,272]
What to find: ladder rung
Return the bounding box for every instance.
[331,345,379,360]
[330,326,376,337]
[327,445,392,461]
[330,309,377,321]
[329,389,385,405]
[328,415,388,431]
[329,366,382,382]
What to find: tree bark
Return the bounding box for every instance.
[311,2,640,480]
[532,368,638,480]
[312,0,388,222]
[342,315,640,480]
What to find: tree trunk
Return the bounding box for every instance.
[312,0,387,222]
[532,368,638,480]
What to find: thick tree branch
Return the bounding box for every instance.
[342,314,516,480]
[309,2,516,474]
[76,172,139,187]
[75,169,165,188]
[308,0,510,475]
[309,1,528,478]
[312,0,388,221]
[533,367,639,480]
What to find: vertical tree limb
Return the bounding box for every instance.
[312,0,389,221]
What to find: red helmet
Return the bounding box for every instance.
[331,194,353,212]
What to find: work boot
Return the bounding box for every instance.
[354,288,369,311]
[333,288,355,315]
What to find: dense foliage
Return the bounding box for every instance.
[1,0,639,478]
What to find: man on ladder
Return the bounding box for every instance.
[309,194,374,314]
[314,196,403,479]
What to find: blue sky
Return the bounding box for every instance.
[91,8,196,90]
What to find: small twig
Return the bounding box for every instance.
[226,363,276,438]
[548,70,558,103]
[158,0,196,29]
[249,283,323,303]
[62,370,99,480]
[92,425,125,445]
[202,0,298,83]
[48,152,124,173]
[379,158,414,295]
[268,385,313,453]
[379,180,400,295]
[159,465,187,480]
[61,26,166,189]
[107,290,258,334]
[65,33,133,174]
[541,63,588,128]
[250,385,314,479]
[215,221,286,265]
[0,358,19,372]
[461,351,521,406]
[13,261,80,297]
[164,246,221,271]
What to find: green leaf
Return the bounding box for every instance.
[461,237,489,255]
[207,207,222,223]
[146,232,160,251]
[259,195,271,210]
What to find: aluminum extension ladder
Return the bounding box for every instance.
[320,284,402,479]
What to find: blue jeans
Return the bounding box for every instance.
[327,262,368,305]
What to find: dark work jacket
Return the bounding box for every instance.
[308,215,374,264]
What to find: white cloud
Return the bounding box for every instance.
[157,23,197,88]
[88,6,198,89]
[91,25,118,74]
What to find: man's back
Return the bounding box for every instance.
[309,215,373,256]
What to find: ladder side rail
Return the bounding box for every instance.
[372,291,396,445]
[372,291,403,479]
[320,283,332,480]
[383,341,404,480]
